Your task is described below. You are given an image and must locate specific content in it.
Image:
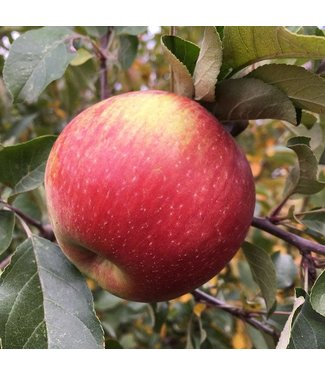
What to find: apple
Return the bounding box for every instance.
[45,90,255,302]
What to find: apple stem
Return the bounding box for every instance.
[252,216,325,256]
[192,289,280,343]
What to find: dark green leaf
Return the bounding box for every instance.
[301,210,325,240]
[106,339,123,349]
[223,26,325,73]
[118,35,139,69]
[310,269,325,316]
[193,27,222,102]
[0,135,56,197]
[3,27,76,103]
[272,252,298,289]
[242,242,277,313]
[115,27,147,36]
[0,211,15,256]
[0,235,104,348]
[161,36,198,98]
[213,78,297,124]
[249,64,325,114]
[284,136,325,196]
[288,293,325,349]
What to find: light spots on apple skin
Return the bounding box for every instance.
[45,90,255,302]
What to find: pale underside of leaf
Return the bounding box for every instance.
[193,26,222,102]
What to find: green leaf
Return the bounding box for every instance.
[223,26,325,73]
[287,292,325,349]
[212,78,297,124]
[301,210,325,240]
[310,269,325,317]
[0,135,56,197]
[242,242,277,313]
[0,211,15,256]
[161,35,200,98]
[118,35,139,69]
[70,48,93,66]
[249,64,325,114]
[0,235,104,348]
[276,293,305,349]
[114,26,147,36]
[272,252,298,289]
[193,26,222,102]
[84,26,109,39]
[284,136,325,196]
[301,111,318,129]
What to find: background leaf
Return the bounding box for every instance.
[114,27,147,36]
[0,235,104,348]
[310,269,325,317]
[223,26,325,73]
[0,211,15,256]
[3,26,76,103]
[212,78,297,124]
[301,210,325,240]
[0,136,56,197]
[242,242,277,313]
[118,35,139,69]
[284,136,325,196]
[249,64,325,114]
[193,26,222,102]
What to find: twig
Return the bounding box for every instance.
[98,27,113,100]
[269,192,291,220]
[192,289,280,342]
[0,199,54,240]
[252,216,325,256]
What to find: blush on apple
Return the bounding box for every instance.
[45,90,255,302]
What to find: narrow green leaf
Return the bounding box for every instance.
[213,78,297,124]
[0,135,56,197]
[284,136,325,196]
[161,35,199,98]
[249,64,325,114]
[242,242,277,313]
[114,26,147,36]
[3,27,76,103]
[0,235,104,348]
[0,211,15,256]
[272,252,298,289]
[193,26,222,102]
[70,48,93,66]
[118,35,139,69]
[223,26,325,73]
[310,269,325,317]
[276,294,305,349]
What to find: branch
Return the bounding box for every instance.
[192,289,280,342]
[252,216,325,256]
[0,199,54,240]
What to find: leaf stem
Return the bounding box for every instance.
[251,216,325,256]
[192,289,280,342]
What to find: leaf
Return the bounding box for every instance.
[242,242,277,313]
[301,210,325,240]
[212,78,297,124]
[0,135,56,197]
[186,313,207,349]
[161,35,200,98]
[249,64,325,114]
[193,26,222,102]
[284,136,325,196]
[287,292,325,349]
[276,294,305,349]
[114,26,147,36]
[118,35,139,69]
[272,252,298,289]
[3,27,77,103]
[310,269,325,317]
[84,26,109,39]
[223,26,325,73]
[0,211,15,256]
[0,235,104,348]
[70,48,93,66]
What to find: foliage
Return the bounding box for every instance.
[0,26,325,349]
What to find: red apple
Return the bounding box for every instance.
[45,90,255,302]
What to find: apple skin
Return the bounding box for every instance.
[45,90,255,302]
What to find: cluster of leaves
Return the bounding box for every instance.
[0,26,325,349]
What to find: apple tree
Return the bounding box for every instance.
[0,26,325,349]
